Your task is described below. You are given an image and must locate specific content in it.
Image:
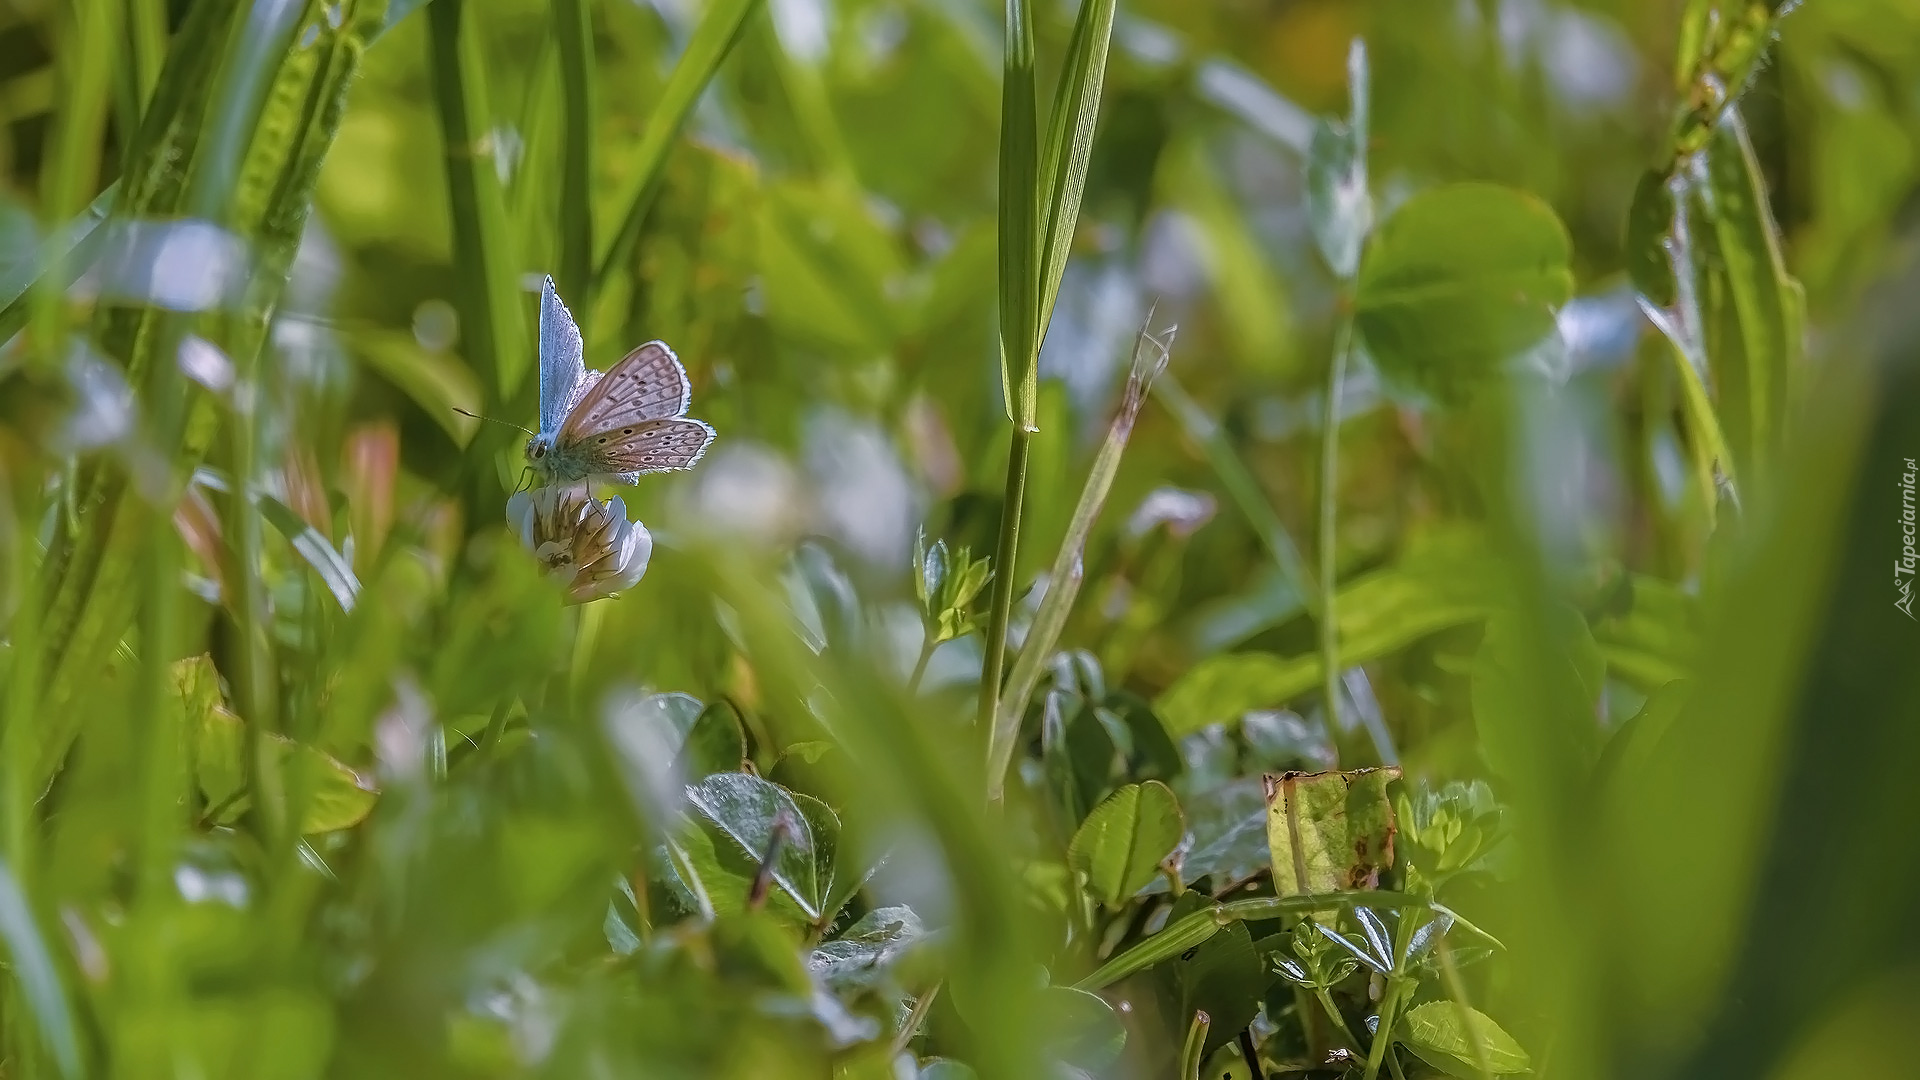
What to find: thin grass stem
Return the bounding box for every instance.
[1318,318,1353,739]
[974,427,1031,759]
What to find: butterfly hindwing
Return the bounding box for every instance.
[559,341,691,441]
[579,418,716,475]
[538,276,588,435]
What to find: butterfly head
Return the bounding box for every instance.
[525,432,555,467]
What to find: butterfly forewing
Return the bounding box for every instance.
[538,276,588,434]
[582,418,716,474]
[559,341,691,441]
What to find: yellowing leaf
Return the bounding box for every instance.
[175,655,377,834]
[1264,767,1400,897]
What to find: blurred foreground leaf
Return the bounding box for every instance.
[176,655,377,833]
[1355,183,1574,403]
[1155,534,1497,735]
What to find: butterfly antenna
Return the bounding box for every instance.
[453,407,536,437]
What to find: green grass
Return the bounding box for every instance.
[1,1,1919,1078]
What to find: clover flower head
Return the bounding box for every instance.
[506,486,652,603]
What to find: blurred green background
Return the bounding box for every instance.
[0,0,1917,1077]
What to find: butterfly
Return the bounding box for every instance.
[525,276,715,487]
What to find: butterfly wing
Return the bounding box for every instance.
[538,276,588,435]
[558,340,691,440]
[575,418,716,475]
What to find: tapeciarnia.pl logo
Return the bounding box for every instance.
[1900,457,1917,620]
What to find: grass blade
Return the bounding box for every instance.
[428,0,529,402]
[988,320,1171,798]
[552,0,595,303]
[0,182,117,344]
[1035,0,1116,339]
[1314,39,1369,745]
[995,0,1039,429]
[1073,891,1429,990]
[258,495,362,613]
[592,0,762,298]
[0,861,82,1079]
[975,0,1043,760]
[1155,373,1320,610]
[32,0,117,374]
[36,0,383,798]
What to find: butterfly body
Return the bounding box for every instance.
[527,277,715,487]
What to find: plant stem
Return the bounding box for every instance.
[907,633,937,694]
[1361,910,1420,1080]
[1179,1010,1211,1080]
[1317,318,1353,739]
[976,426,1032,781]
[1436,936,1496,1080]
[1237,1027,1267,1080]
[746,812,793,912]
[1387,1047,1410,1080]
[1313,985,1364,1054]
[1360,979,1404,1080]
[889,980,943,1058]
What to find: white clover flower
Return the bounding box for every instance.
[506,487,652,603]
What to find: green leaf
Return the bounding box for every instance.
[1306,39,1371,279]
[807,905,927,993]
[595,0,763,292]
[351,328,484,445]
[675,700,747,782]
[1175,778,1270,889]
[1042,986,1127,1071]
[178,655,378,833]
[685,772,831,921]
[1694,109,1801,479]
[1399,1001,1531,1076]
[790,790,843,921]
[1471,606,1604,784]
[1593,575,1699,691]
[1264,767,1401,898]
[1174,920,1269,1058]
[915,532,948,612]
[1155,532,1499,736]
[1354,182,1574,404]
[1068,780,1185,906]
